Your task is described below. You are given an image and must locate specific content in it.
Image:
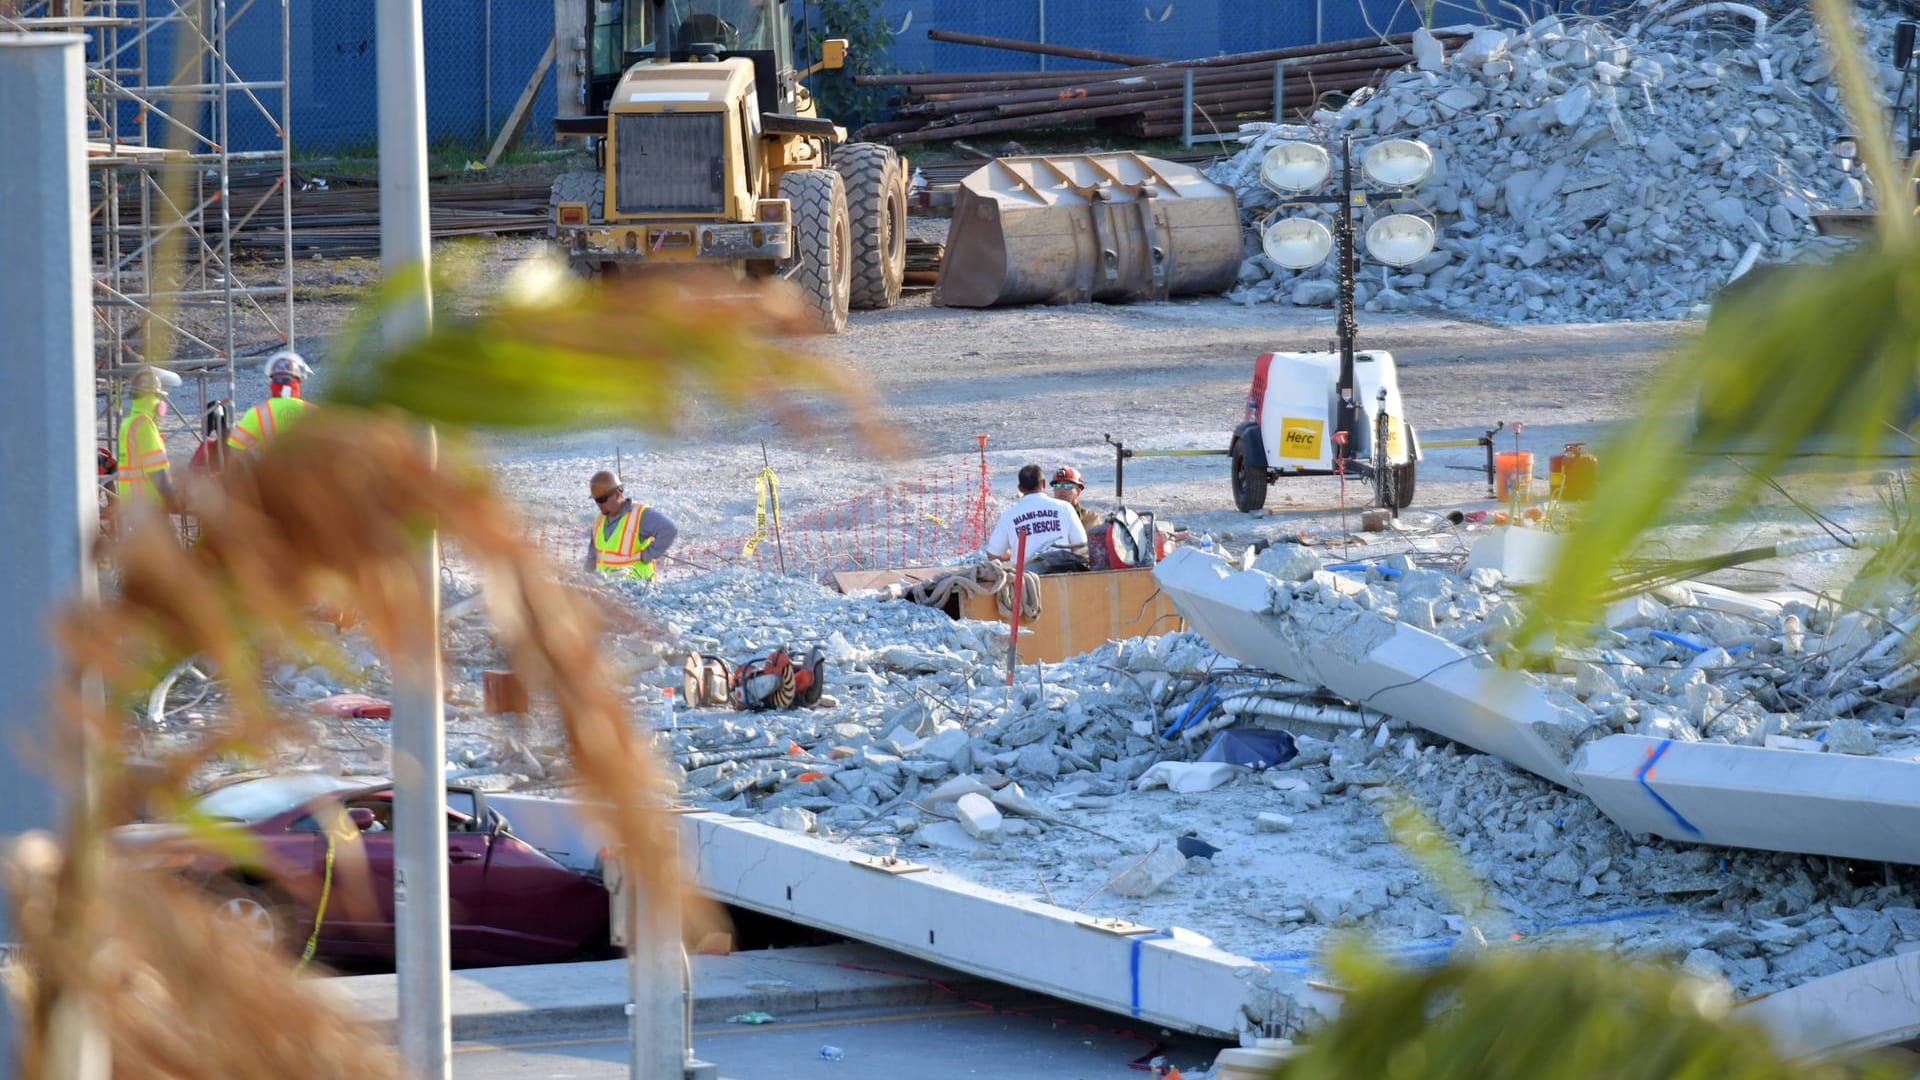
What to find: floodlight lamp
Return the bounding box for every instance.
[1262,216,1334,270]
[1260,141,1332,194]
[1364,213,1436,266]
[1361,138,1434,190]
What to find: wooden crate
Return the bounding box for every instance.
[958,567,1184,664]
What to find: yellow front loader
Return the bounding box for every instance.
[548,0,907,331]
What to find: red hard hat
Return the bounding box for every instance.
[1051,466,1085,489]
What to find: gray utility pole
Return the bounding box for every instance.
[0,31,103,1076]
[627,832,701,1079]
[375,3,450,1077]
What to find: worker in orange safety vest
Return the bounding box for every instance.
[228,350,313,455]
[585,470,678,582]
[116,366,180,515]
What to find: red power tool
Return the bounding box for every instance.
[682,647,826,712]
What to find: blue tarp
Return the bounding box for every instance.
[1198,728,1299,769]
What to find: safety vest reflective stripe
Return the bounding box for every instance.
[117,413,169,503]
[594,504,656,579]
[595,506,646,564]
[228,398,309,452]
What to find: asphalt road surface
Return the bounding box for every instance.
[453,1001,1232,1079]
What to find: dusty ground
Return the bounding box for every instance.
[240,230,1896,598]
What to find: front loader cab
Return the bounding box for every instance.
[585,0,799,118]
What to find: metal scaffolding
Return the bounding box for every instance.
[5,0,295,450]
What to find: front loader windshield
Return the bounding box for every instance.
[662,0,777,53]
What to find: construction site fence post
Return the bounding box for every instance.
[1036,0,1047,71]
[0,31,99,1074]
[1181,68,1194,147]
[1274,62,1285,122]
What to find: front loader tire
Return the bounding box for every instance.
[781,168,852,333]
[548,170,607,279]
[832,143,907,310]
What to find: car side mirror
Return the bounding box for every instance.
[348,807,376,831]
[1898,21,1917,71]
[820,38,848,70]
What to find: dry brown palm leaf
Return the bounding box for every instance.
[25,412,707,1077]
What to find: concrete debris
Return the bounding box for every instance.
[1209,16,1879,323]
[769,806,816,834]
[1137,761,1242,793]
[413,544,1920,1011]
[953,792,1003,839]
[1109,844,1189,898]
[1255,812,1294,834]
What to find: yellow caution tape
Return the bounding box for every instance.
[295,827,337,971]
[741,466,781,558]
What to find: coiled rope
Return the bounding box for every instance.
[902,561,1042,621]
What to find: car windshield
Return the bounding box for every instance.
[193,775,365,823]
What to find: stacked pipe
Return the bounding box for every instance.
[855,30,1469,144]
[100,168,554,260]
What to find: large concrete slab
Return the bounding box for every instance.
[1742,949,1920,1059]
[486,793,1330,1040]
[1153,548,1581,784]
[682,810,1336,1040]
[1158,549,1920,869]
[1568,736,1920,866]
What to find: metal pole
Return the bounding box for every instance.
[1181,68,1193,147]
[1316,0,1324,44]
[1005,530,1028,684]
[483,0,493,143]
[1036,0,1046,72]
[626,834,691,1080]
[280,0,295,350]
[0,31,103,1078]
[375,1,449,1077]
[1273,61,1284,122]
[1335,134,1358,468]
[761,441,788,577]
[215,0,237,402]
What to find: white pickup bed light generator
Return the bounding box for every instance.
[1232,348,1418,512]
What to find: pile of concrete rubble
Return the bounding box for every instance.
[1209,9,1881,321]
[631,550,1920,820]
[238,543,1920,997]
[553,543,1919,995]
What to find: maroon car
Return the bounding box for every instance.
[116,774,611,967]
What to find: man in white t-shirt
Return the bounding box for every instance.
[984,464,1088,563]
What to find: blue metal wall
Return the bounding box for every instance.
[274,0,557,158]
[872,0,1449,76]
[235,0,1585,154]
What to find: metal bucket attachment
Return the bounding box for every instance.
[934,153,1243,309]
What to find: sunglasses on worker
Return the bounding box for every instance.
[593,488,622,505]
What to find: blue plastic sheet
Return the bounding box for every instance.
[1197,728,1299,769]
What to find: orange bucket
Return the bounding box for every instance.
[1495,451,1535,501]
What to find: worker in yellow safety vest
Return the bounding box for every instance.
[228,350,313,455]
[585,470,678,582]
[116,366,180,515]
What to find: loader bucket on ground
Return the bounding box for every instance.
[934,153,1243,309]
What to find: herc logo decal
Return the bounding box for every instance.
[1278,418,1324,459]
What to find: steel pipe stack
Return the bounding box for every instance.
[855,30,1469,144]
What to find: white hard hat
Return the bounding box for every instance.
[130,365,182,398]
[266,350,313,381]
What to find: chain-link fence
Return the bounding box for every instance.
[262,0,1625,156]
[288,0,558,156]
[876,0,1625,76]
